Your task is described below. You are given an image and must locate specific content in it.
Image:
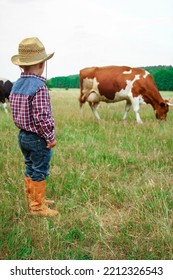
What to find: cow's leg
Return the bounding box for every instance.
[123,101,132,121]
[3,102,8,113]
[89,102,100,120]
[131,98,143,124]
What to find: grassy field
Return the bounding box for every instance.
[0,89,173,260]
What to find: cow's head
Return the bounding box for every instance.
[155,101,169,120]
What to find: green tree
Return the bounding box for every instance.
[153,69,173,91]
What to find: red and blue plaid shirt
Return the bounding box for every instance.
[9,73,55,143]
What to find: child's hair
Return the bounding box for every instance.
[20,65,31,72]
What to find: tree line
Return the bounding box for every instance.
[143,66,173,91]
[47,66,173,91]
[47,74,80,89]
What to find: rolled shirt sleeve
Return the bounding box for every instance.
[32,86,55,143]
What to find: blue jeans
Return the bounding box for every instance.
[18,130,53,181]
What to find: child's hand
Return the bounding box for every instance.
[47,140,57,149]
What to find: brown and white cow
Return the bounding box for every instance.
[79,66,170,123]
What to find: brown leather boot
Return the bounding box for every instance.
[29,179,58,216]
[24,177,54,206]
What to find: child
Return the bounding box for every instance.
[9,37,58,216]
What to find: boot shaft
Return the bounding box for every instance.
[28,179,58,217]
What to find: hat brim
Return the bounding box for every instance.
[11,52,54,66]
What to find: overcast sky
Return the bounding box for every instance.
[1,0,173,81]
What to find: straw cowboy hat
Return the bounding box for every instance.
[11,37,54,66]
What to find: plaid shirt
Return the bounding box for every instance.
[9,73,55,143]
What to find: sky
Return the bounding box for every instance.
[1,0,173,81]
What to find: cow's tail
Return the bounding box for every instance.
[79,92,86,114]
[79,77,87,110]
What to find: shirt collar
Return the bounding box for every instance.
[21,72,46,83]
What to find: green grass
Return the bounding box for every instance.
[0,89,173,260]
